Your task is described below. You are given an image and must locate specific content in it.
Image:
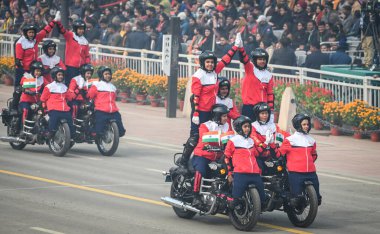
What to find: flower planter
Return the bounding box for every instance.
[370,132,380,142]
[330,127,341,136]
[1,74,13,86]
[119,92,129,103]
[135,94,147,105]
[179,100,184,111]
[313,118,323,130]
[273,111,279,123]
[352,127,364,139]
[164,99,168,109]
[149,95,161,107]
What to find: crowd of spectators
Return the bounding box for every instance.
[0,0,363,70]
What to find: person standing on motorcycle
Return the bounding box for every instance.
[178,33,243,168]
[37,39,66,83]
[250,102,290,174]
[68,64,96,119]
[277,114,322,206]
[224,115,265,208]
[238,43,275,122]
[40,67,75,138]
[192,104,231,204]
[216,78,240,131]
[87,66,126,138]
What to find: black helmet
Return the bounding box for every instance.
[97,66,112,81]
[250,48,269,70]
[50,66,65,82]
[292,113,311,134]
[199,50,217,72]
[22,24,38,39]
[29,61,44,76]
[72,19,86,34]
[211,104,229,125]
[253,102,271,124]
[217,77,230,99]
[80,64,95,78]
[42,39,57,56]
[233,115,252,138]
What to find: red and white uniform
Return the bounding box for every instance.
[37,54,66,83]
[193,121,230,161]
[56,22,91,68]
[87,80,119,113]
[15,21,56,71]
[68,75,98,101]
[192,46,238,112]
[239,48,275,110]
[216,96,240,130]
[19,73,47,103]
[40,81,71,111]
[224,135,260,174]
[278,132,318,173]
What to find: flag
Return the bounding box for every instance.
[275,133,284,145]
[221,131,235,144]
[22,78,36,88]
[202,131,220,143]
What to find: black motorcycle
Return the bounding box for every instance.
[161,146,261,231]
[72,101,119,156]
[0,99,71,157]
[260,156,319,228]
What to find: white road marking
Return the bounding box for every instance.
[67,153,103,161]
[319,172,380,186]
[30,227,65,234]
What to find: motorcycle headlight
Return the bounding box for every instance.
[220,169,226,175]
[87,110,92,115]
[30,104,37,110]
[37,110,43,115]
[277,166,283,172]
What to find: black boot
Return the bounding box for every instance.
[176,135,199,167]
[11,86,22,112]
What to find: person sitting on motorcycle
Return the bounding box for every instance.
[68,64,96,119]
[250,102,290,174]
[216,78,240,131]
[224,115,265,209]
[37,39,66,83]
[87,66,126,138]
[277,113,322,206]
[18,61,49,130]
[192,104,232,205]
[40,67,75,138]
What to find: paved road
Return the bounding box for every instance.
[0,85,380,234]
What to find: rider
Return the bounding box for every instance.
[224,115,265,208]
[40,67,75,138]
[178,33,244,168]
[250,102,289,174]
[238,44,275,122]
[277,113,322,206]
[87,66,126,138]
[216,78,240,131]
[192,104,232,204]
[68,64,96,119]
[37,39,66,83]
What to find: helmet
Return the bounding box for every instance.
[199,50,217,72]
[97,66,112,81]
[250,48,269,70]
[22,24,38,39]
[253,102,271,124]
[233,115,252,138]
[42,39,57,56]
[72,19,86,34]
[50,66,65,82]
[80,64,95,78]
[217,77,230,99]
[211,104,229,125]
[292,113,311,134]
[29,61,44,76]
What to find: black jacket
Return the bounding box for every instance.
[304,50,330,77]
[270,47,297,74]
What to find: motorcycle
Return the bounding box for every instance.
[0,98,71,157]
[72,101,119,156]
[260,155,319,228]
[161,146,261,231]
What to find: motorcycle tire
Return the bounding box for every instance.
[229,188,261,231]
[286,185,318,228]
[48,122,71,157]
[170,175,196,219]
[96,122,119,156]
[7,126,26,150]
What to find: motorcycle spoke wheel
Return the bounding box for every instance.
[48,123,71,157]
[170,175,196,219]
[96,122,119,156]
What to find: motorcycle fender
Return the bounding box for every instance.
[109,119,117,123]
[248,184,257,189]
[304,181,313,186]
[59,119,68,124]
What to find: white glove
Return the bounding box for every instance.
[264,130,273,145]
[192,115,200,125]
[269,113,274,123]
[54,11,61,22]
[234,32,243,48]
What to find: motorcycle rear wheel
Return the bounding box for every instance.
[229,188,261,231]
[170,175,196,219]
[96,122,119,156]
[48,122,71,157]
[286,185,318,227]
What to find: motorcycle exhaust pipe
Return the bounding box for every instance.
[161,196,201,214]
[0,136,26,143]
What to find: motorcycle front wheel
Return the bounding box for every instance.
[229,188,261,231]
[96,122,119,156]
[170,174,196,219]
[48,122,71,157]
[286,185,318,228]
[7,126,26,150]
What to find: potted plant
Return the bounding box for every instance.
[341,100,368,139]
[0,57,15,86]
[113,69,132,103]
[177,78,188,111]
[323,101,344,135]
[147,75,166,107]
[358,106,380,142]
[273,81,287,123]
[230,79,242,112]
